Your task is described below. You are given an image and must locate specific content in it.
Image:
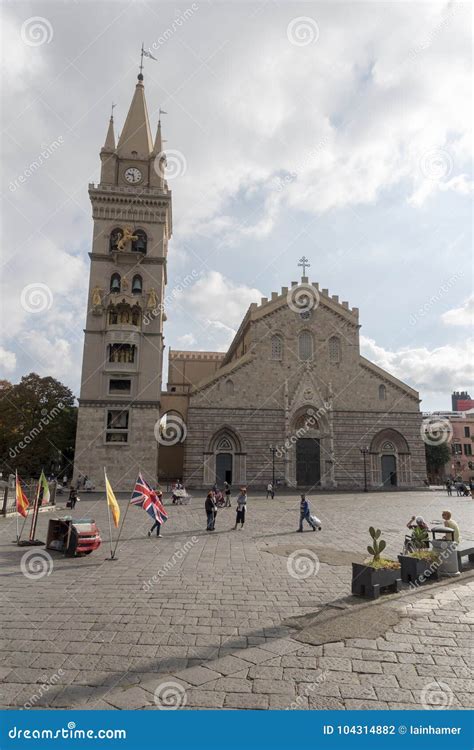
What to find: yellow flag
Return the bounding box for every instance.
[105,472,120,528]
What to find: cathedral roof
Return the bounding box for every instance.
[116,76,154,158]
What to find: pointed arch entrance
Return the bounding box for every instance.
[369,429,412,487]
[203,427,246,487]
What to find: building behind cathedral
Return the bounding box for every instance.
[74,72,427,491]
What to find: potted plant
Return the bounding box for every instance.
[398,527,440,585]
[352,527,401,599]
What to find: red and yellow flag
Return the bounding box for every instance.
[15,474,29,518]
[105,472,120,528]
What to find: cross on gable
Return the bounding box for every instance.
[298,256,310,276]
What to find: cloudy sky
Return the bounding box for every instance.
[1,0,472,410]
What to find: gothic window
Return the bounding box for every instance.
[298,331,313,361]
[109,228,123,253]
[271,334,283,360]
[108,306,118,325]
[382,441,395,452]
[106,409,129,443]
[379,384,387,400]
[328,336,341,364]
[225,379,234,395]
[132,274,142,294]
[295,413,319,432]
[108,343,136,364]
[216,437,233,451]
[110,273,121,293]
[132,230,147,254]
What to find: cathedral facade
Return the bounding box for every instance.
[160,281,427,490]
[74,72,427,491]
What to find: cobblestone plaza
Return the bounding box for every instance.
[0,488,472,710]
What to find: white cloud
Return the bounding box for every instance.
[179,271,262,330]
[0,347,17,375]
[176,333,196,347]
[360,335,474,399]
[441,295,474,327]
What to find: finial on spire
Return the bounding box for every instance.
[138,42,144,80]
[110,102,116,120]
[298,256,311,276]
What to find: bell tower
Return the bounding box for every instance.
[73,71,172,490]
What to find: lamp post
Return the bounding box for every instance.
[269,444,276,487]
[360,447,369,492]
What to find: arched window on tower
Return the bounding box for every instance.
[271,334,283,360]
[328,336,341,364]
[298,331,313,361]
[110,273,121,293]
[225,379,234,396]
[109,228,123,253]
[132,230,147,254]
[132,274,142,295]
[379,384,387,401]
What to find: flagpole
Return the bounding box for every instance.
[112,489,131,560]
[15,470,19,544]
[104,467,115,560]
[29,472,41,542]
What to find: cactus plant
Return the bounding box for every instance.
[367,526,386,563]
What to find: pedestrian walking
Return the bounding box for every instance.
[234,487,247,530]
[445,478,453,496]
[224,481,231,507]
[68,487,78,509]
[205,492,216,531]
[147,488,165,538]
[148,518,162,537]
[297,494,320,532]
[266,482,274,499]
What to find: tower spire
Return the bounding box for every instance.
[116,74,153,158]
[102,104,116,151]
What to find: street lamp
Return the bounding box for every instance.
[269,444,276,487]
[360,447,369,492]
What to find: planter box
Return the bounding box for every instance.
[351,562,401,599]
[398,554,440,585]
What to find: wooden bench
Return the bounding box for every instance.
[456,543,474,570]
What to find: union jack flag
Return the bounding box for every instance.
[131,473,168,523]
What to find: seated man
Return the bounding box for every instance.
[441,510,460,543]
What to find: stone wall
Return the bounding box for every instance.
[73,402,159,491]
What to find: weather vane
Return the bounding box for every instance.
[139,42,157,75]
[110,102,116,118]
[298,256,311,276]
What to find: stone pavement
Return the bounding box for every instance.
[0,488,472,710]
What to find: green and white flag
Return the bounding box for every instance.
[38,469,50,505]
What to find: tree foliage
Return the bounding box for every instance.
[425,442,451,479]
[0,373,77,479]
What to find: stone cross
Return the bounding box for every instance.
[298,256,310,276]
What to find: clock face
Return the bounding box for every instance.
[124,167,142,184]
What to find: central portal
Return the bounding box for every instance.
[216,452,233,485]
[296,438,320,486]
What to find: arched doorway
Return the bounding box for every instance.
[369,429,411,488]
[296,438,320,485]
[204,427,246,486]
[381,452,397,486]
[291,410,322,487]
[216,452,233,484]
